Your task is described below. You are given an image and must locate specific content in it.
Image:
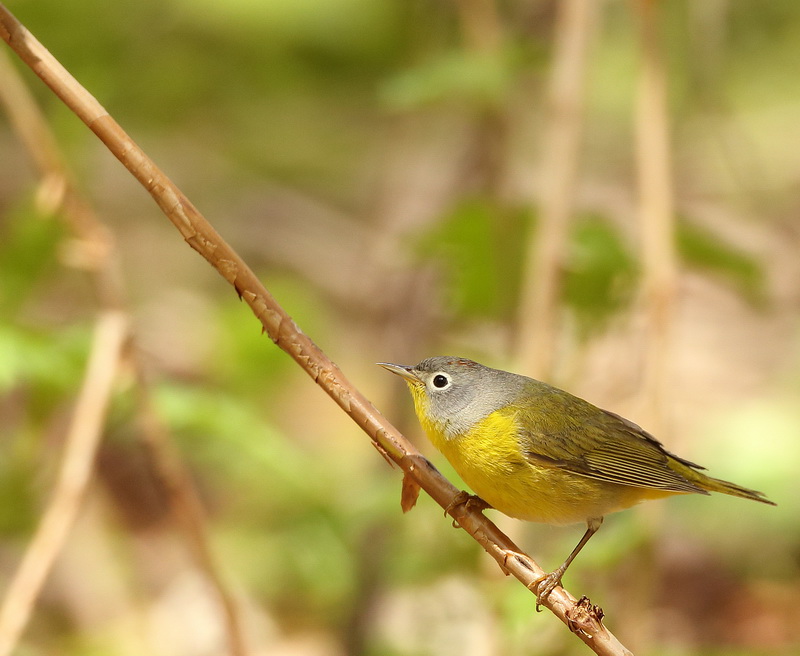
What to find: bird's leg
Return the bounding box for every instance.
[531,517,603,610]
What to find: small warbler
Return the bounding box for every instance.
[379,356,775,605]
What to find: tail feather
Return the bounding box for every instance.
[702,476,776,506]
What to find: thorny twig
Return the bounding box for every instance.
[0,6,632,654]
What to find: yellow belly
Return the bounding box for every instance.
[425,409,670,525]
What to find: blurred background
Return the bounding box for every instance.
[1,0,798,654]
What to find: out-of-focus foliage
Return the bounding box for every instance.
[0,199,64,315]
[1,1,799,655]
[677,219,766,306]
[381,48,521,109]
[563,214,638,337]
[416,203,638,337]
[415,198,529,321]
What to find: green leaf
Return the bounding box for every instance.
[677,220,766,306]
[0,323,90,397]
[0,196,64,314]
[562,214,638,337]
[415,197,530,320]
[380,49,516,110]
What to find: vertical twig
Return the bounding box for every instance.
[454,0,509,196]
[516,0,598,379]
[0,49,249,656]
[688,1,767,213]
[455,0,502,53]
[633,0,677,431]
[0,48,122,307]
[0,311,129,656]
[133,375,249,656]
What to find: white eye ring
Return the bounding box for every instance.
[431,372,451,390]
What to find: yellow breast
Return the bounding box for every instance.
[419,406,658,525]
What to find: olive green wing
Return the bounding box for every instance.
[515,386,708,494]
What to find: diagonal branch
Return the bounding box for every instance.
[0,6,631,654]
[0,311,129,656]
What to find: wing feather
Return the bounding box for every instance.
[516,384,707,494]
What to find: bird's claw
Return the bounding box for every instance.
[529,570,563,611]
[444,491,491,526]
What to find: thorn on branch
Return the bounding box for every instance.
[371,440,395,469]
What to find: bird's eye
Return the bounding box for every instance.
[432,373,450,389]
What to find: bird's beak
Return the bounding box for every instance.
[377,362,421,384]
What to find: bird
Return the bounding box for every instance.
[379,356,776,606]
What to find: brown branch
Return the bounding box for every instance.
[633,0,677,432]
[0,6,632,654]
[0,311,128,656]
[0,48,250,656]
[517,0,598,379]
[455,0,502,54]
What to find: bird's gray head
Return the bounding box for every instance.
[378,356,527,439]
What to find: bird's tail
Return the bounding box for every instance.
[700,475,776,506]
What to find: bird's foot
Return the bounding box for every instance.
[529,569,564,612]
[444,491,492,526]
